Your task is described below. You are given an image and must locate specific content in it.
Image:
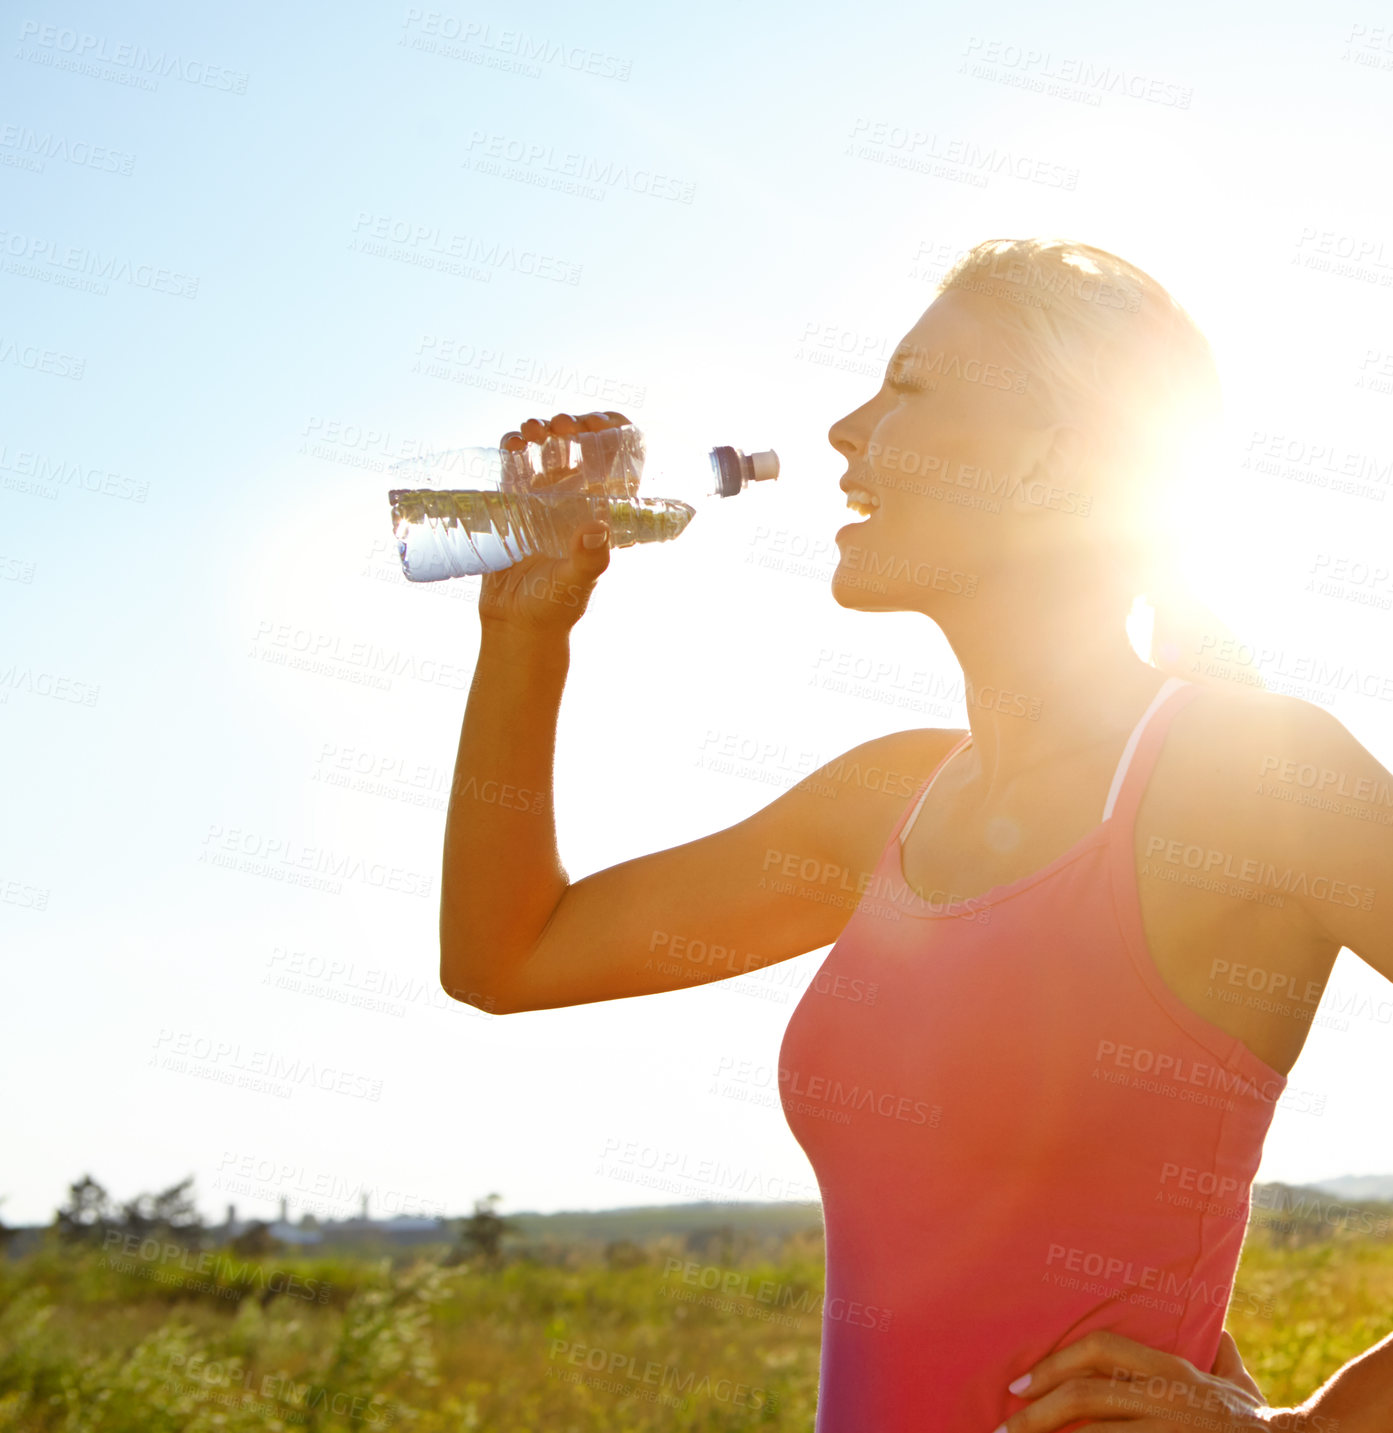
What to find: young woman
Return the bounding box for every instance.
[439,238,1393,1432]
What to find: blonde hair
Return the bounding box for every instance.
[934,237,1261,694]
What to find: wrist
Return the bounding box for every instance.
[477,619,572,670]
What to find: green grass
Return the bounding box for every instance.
[0,1220,1387,1431]
[1228,1231,1393,1406]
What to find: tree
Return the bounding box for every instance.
[53,1174,205,1248]
[118,1176,203,1244]
[445,1193,515,1268]
[54,1175,114,1245]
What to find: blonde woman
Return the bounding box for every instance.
[441,238,1393,1432]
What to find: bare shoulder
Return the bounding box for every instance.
[780,725,967,877]
[798,725,968,802]
[1164,683,1375,794]
[1156,684,1354,822]
[1150,683,1393,957]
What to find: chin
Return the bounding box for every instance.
[830,566,895,611]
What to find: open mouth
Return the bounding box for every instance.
[843,484,880,519]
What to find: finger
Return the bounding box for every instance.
[1070,1425,1170,1433]
[500,431,527,452]
[601,410,630,426]
[999,1373,1160,1432]
[520,417,549,443]
[537,429,576,476]
[1210,1330,1263,1401]
[575,520,610,556]
[1008,1330,1180,1402]
[1210,1330,1239,1378]
[577,411,612,432]
[550,521,610,597]
[1066,1421,1169,1432]
[548,413,580,436]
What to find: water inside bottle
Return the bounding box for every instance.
[386,443,696,580]
[388,487,695,580]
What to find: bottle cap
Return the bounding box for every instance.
[710,446,780,498]
[748,450,779,483]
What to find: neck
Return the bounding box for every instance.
[933,572,1167,796]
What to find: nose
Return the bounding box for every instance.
[828,399,873,463]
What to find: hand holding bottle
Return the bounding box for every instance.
[476,410,626,635]
[498,408,642,498]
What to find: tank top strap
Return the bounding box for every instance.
[895,678,1202,849]
[1101,675,1203,826]
[895,731,972,846]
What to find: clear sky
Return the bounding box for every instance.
[3,0,1393,1227]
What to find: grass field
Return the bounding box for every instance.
[1,1210,1389,1431]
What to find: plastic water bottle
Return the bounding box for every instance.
[387,424,779,581]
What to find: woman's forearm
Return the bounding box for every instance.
[439,622,572,1006]
[1293,1329,1393,1432]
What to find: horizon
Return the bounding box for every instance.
[9,1171,1393,1233]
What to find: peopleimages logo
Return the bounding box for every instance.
[0,335,86,381]
[0,665,99,707]
[401,8,632,81]
[0,444,147,500]
[0,228,198,298]
[0,122,137,175]
[1143,834,1375,912]
[199,824,434,899]
[14,20,250,93]
[413,336,644,406]
[248,616,472,693]
[350,212,582,285]
[959,37,1194,109]
[462,130,696,203]
[846,117,1080,191]
[1042,1243,1273,1320]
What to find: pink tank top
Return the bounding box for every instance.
[778,676,1287,1432]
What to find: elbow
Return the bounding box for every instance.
[440,971,511,1015]
[439,947,514,1016]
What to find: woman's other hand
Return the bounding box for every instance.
[993,1328,1312,1432]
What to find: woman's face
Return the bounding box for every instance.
[827,288,1089,615]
